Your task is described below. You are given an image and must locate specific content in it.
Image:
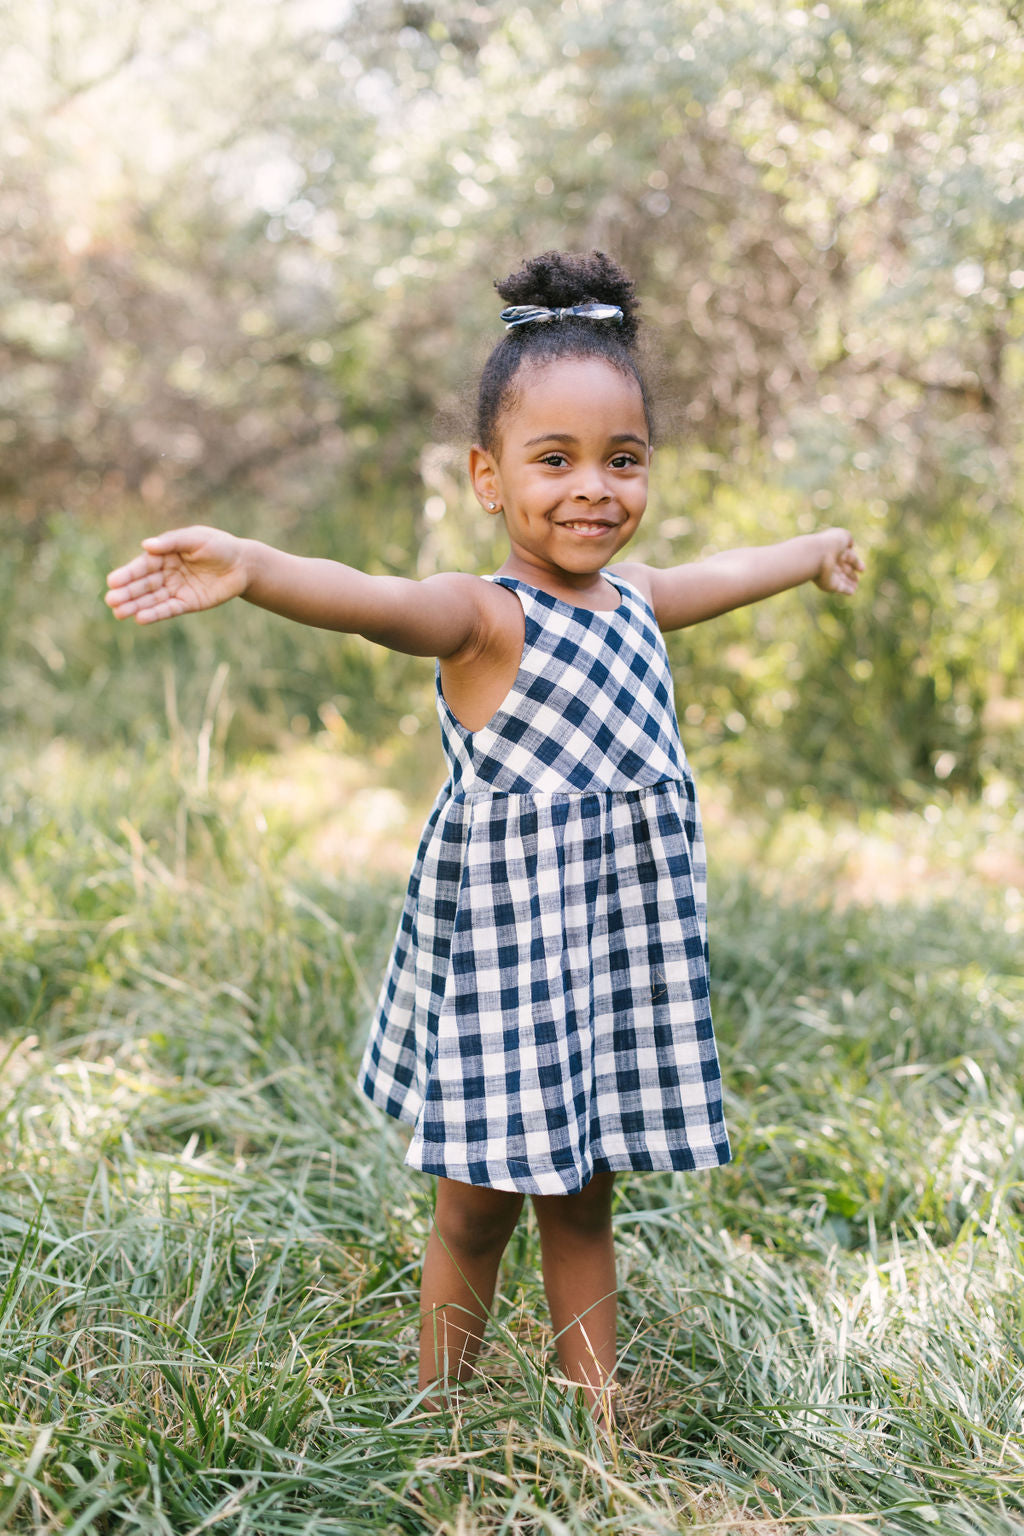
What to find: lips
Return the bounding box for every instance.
[556,520,618,536]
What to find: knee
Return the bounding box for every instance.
[434,1185,523,1260]
[534,1174,615,1239]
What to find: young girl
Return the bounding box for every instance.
[106,249,862,1423]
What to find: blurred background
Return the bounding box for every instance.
[2,0,1021,813]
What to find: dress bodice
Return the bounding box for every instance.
[434,572,689,796]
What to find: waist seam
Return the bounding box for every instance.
[444,775,691,804]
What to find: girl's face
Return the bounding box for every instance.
[469,356,650,584]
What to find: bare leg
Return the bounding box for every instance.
[418,1177,524,1398]
[532,1172,618,1420]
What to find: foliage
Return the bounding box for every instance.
[1,0,1022,800]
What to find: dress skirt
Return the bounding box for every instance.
[358,774,731,1195]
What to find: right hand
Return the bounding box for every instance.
[105,525,248,624]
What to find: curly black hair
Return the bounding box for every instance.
[476,250,652,451]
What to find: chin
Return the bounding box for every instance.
[559,550,610,571]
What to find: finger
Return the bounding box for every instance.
[108,593,158,618]
[827,571,856,594]
[128,587,177,615]
[106,586,160,614]
[108,581,174,616]
[130,571,170,600]
[141,525,212,555]
[134,596,185,624]
[107,552,166,587]
[105,570,166,605]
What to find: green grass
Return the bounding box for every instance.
[2,741,1023,1534]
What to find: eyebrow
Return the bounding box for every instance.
[523,432,649,449]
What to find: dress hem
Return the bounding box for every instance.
[359,1081,731,1193]
[403,1141,732,1195]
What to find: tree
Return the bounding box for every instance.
[2,0,1020,795]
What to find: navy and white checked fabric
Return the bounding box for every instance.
[358,571,732,1194]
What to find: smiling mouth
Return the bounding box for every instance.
[557,520,618,536]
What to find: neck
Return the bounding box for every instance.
[496,553,621,610]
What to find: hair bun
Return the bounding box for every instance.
[495,250,640,343]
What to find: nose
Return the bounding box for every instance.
[571,468,611,503]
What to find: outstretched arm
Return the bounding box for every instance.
[105,525,485,659]
[621,527,863,632]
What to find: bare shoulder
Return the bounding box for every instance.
[418,570,491,602]
[607,561,656,604]
[421,570,517,625]
[607,559,700,631]
[422,570,523,661]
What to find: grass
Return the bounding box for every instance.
[1,735,1023,1534]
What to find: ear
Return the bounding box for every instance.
[468,444,503,514]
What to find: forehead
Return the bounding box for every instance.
[501,356,648,445]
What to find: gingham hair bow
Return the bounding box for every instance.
[500,301,624,329]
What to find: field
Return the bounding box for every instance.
[2,734,1022,1535]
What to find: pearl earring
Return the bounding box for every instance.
[487,501,496,510]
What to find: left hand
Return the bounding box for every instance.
[814,528,864,596]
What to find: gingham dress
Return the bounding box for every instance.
[357,571,732,1195]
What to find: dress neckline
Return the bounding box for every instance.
[488,570,630,617]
